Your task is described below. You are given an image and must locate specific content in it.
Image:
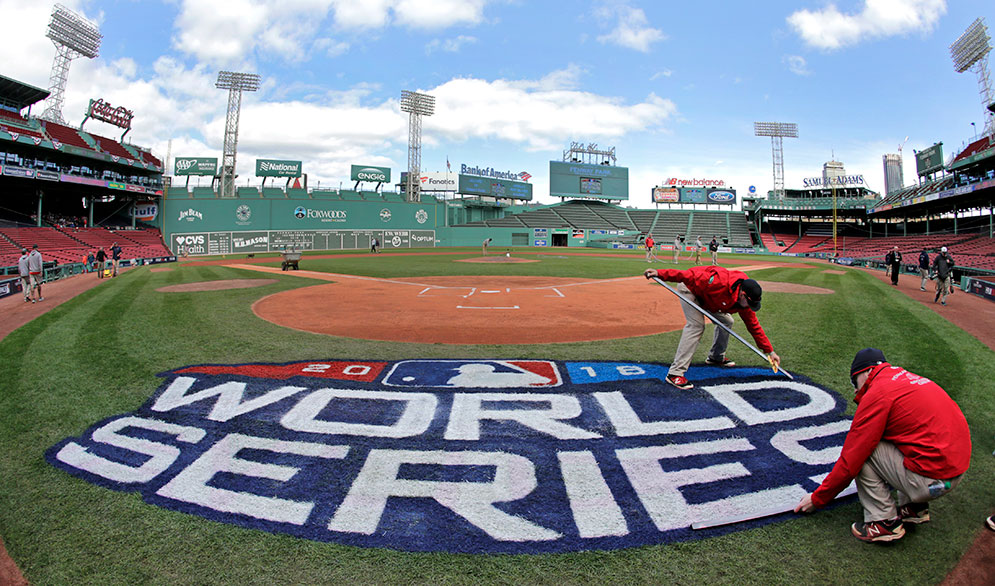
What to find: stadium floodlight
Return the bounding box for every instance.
[40,4,102,124]
[754,122,798,198]
[950,18,994,139]
[216,71,261,197]
[400,91,436,202]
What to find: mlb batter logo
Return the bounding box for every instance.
[384,360,561,388]
[46,359,856,553]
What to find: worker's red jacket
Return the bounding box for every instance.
[645,237,655,249]
[811,363,972,508]
[653,266,773,353]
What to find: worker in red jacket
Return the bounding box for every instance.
[644,265,779,390]
[794,348,971,543]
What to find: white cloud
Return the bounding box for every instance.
[650,69,672,80]
[426,68,678,151]
[330,0,490,31]
[784,55,811,76]
[425,35,478,54]
[173,0,338,64]
[787,0,946,51]
[596,3,665,53]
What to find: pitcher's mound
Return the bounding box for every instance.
[458,256,538,263]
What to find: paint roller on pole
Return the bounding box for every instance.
[649,276,792,379]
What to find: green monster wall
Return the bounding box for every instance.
[160,194,636,255]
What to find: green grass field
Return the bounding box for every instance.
[1,248,992,585]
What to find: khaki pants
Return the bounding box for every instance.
[710,251,718,265]
[857,440,962,522]
[693,249,701,265]
[29,273,42,297]
[20,275,31,300]
[935,276,951,303]
[673,247,680,264]
[919,267,929,289]
[667,283,734,377]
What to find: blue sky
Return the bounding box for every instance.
[1,0,993,207]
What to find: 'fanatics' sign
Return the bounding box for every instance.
[47,359,856,553]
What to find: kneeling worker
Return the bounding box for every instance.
[644,265,780,390]
[794,348,971,543]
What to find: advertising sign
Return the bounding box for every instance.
[801,175,866,188]
[417,172,457,192]
[706,188,737,205]
[351,165,391,183]
[174,157,218,176]
[915,143,944,176]
[130,202,158,222]
[652,187,679,203]
[256,159,303,178]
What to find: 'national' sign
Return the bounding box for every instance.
[47,359,855,553]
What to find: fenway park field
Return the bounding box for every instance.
[1,248,993,585]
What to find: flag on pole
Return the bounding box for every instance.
[446,157,451,172]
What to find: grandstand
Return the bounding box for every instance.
[0,227,171,268]
[454,201,751,249]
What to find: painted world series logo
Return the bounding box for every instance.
[46,360,855,553]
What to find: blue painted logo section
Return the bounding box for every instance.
[46,359,854,553]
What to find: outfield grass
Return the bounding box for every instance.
[1,249,992,585]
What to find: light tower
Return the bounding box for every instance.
[754,122,798,198]
[216,71,261,198]
[400,90,435,203]
[40,4,102,124]
[950,18,994,140]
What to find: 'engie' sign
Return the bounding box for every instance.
[47,359,855,553]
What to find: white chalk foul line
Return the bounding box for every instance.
[456,305,520,310]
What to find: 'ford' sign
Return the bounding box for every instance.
[46,359,857,554]
[707,190,735,204]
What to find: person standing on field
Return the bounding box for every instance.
[693,236,703,265]
[18,248,33,303]
[709,236,719,265]
[482,237,492,256]
[95,247,107,278]
[794,348,971,543]
[885,246,902,286]
[644,234,655,262]
[27,244,44,301]
[931,246,955,305]
[918,249,930,291]
[643,265,780,390]
[672,235,681,264]
[111,242,122,277]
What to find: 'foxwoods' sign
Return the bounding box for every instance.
[47,359,855,553]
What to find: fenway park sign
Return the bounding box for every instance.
[47,359,853,553]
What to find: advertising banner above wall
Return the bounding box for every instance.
[402,172,458,192]
[652,187,679,202]
[174,157,218,176]
[351,165,390,183]
[256,159,302,178]
[706,188,736,205]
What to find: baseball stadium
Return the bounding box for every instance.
[3,6,995,586]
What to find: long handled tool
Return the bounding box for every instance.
[650,276,792,379]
